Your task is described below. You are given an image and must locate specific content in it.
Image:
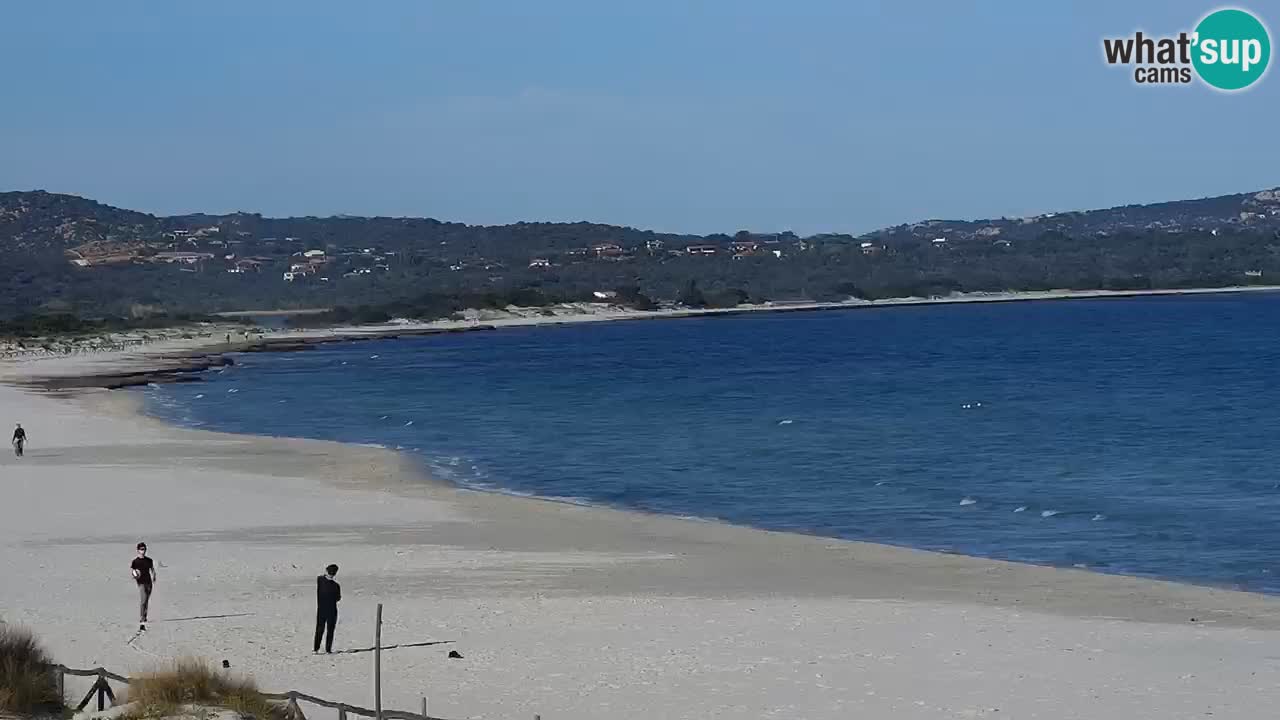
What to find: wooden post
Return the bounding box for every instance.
[374,603,383,720]
[338,707,347,720]
[420,697,427,719]
[55,666,65,704]
[97,676,106,712]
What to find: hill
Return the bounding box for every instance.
[2,187,1279,319]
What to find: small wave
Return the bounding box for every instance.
[226,388,239,394]
[874,480,889,486]
[1091,514,1106,521]
[778,419,794,425]
[1040,509,1059,518]
[403,420,414,426]
[379,415,389,420]
[193,394,205,399]
[370,354,380,359]
[959,497,977,506]
[1013,505,1027,513]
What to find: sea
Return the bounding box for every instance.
[141,294,1280,593]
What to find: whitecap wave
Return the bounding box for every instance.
[959,497,977,506]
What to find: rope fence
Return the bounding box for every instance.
[50,665,454,720]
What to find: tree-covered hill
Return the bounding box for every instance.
[2,187,1279,319]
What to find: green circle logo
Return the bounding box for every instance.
[1192,8,1271,91]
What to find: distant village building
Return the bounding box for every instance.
[154,251,215,265]
[592,243,624,258]
[685,244,718,255]
[592,290,619,300]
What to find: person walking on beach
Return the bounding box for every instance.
[314,564,341,654]
[11,423,26,457]
[131,542,156,631]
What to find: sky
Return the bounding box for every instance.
[0,1,1276,235]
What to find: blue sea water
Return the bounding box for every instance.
[142,295,1280,593]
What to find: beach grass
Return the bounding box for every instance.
[123,659,282,720]
[0,624,64,716]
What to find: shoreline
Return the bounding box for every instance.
[94,354,1280,604]
[5,332,1280,625]
[7,308,1280,717]
[9,284,1280,390]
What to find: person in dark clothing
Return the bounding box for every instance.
[314,564,341,654]
[130,542,156,631]
[12,423,26,457]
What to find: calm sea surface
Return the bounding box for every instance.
[142,295,1280,592]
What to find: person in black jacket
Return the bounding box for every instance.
[12,423,26,457]
[314,564,341,654]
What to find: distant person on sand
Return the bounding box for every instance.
[314,564,341,654]
[11,423,25,457]
[131,542,157,631]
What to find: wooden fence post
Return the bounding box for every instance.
[286,695,307,720]
[96,671,107,712]
[338,706,347,720]
[374,603,383,720]
[420,697,427,719]
[55,665,65,704]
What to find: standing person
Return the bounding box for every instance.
[130,542,156,631]
[314,564,341,654]
[11,423,25,457]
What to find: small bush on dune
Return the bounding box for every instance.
[0,624,63,716]
[124,659,282,720]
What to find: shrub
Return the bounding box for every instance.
[124,659,281,720]
[0,625,63,715]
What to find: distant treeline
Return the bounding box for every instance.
[4,187,1280,320]
[282,281,777,328]
[0,312,243,338]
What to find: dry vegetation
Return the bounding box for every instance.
[0,624,64,717]
[122,659,282,720]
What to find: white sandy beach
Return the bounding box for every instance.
[4,341,1280,720]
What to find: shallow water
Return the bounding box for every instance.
[143,294,1280,592]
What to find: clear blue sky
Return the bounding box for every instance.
[1,1,1275,235]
